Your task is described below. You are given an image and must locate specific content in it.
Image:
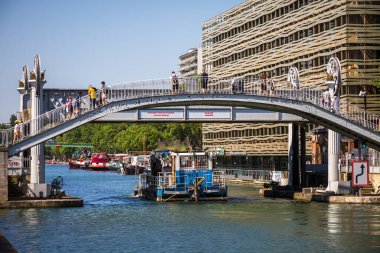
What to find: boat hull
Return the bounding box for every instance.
[88,163,109,171]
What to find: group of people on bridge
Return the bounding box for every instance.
[170,70,278,96]
[64,81,108,121]
[170,69,209,93]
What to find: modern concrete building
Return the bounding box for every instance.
[179,48,201,77]
[201,0,380,168]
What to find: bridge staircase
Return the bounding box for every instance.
[1,77,380,155]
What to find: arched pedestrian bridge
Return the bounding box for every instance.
[2,77,380,155]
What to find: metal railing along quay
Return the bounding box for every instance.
[1,77,379,148]
[217,168,275,182]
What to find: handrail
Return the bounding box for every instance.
[1,77,379,149]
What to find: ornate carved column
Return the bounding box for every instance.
[326,57,342,191]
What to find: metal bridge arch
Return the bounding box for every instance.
[7,92,380,155]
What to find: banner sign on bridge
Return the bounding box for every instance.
[140,110,184,120]
[187,109,231,120]
[352,160,369,186]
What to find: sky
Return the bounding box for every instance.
[0,0,243,123]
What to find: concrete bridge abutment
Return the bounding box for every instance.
[0,149,8,203]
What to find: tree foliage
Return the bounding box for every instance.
[9,114,17,127]
[52,122,202,156]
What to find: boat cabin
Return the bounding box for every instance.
[136,151,227,202]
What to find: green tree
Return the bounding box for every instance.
[9,114,17,127]
[53,122,202,153]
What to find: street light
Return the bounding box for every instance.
[359,90,367,124]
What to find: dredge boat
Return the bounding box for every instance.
[135,151,227,202]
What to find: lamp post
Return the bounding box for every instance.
[359,90,367,123]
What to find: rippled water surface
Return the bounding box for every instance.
[1,165,380,253]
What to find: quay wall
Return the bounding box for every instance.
[0,197,83,208]
[260,189,380,204]
[0,149,8,203]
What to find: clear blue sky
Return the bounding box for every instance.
[0,0,243,122]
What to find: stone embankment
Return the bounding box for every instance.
[260,188,380,204]
[0,196,83,208]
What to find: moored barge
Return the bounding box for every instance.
[135,152,227,202]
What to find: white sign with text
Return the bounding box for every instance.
[140,110,184,119]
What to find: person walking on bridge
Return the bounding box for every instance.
[269,77,275,96]
[73,95,81,117]
[88,85,97,110]
[170,71,179,93]
[101,81,107,106]
[201,69,208,93]
[13,120,22,144]
[65,96,73,120]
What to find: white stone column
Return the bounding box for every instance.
[38,82,45,183]
[30,86,38,184]
[328,130,341,184]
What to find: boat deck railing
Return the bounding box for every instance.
[160,173,189,194]
[204,171,226,192]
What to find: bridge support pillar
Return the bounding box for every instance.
[300,125,306,187]
[326,130,342,193]
[28,55,48,197]
[288,123,299,187]
[0,149,8,203]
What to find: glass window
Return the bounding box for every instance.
[330,20,335,29]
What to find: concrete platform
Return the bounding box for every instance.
[260,189,380,204]
[294,193,380,204]
[0,196,83,208]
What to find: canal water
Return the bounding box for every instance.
[1,165,380,253]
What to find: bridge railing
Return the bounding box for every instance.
[0,89,102,148]
[1,77,379,149]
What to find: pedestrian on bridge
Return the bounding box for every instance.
[269,77,275,96]
[259,73,267,95]
[88,85,97,110]
[73,95,81,117]
[101,81,107,106]
[13,120,22,144]
[170,71,179,93]
[201,69,208,93]
[65,96,73,120]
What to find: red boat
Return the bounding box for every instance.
[88,152,109,171]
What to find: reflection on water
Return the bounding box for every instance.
[327,204,341,234]
[0,165,379,253]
